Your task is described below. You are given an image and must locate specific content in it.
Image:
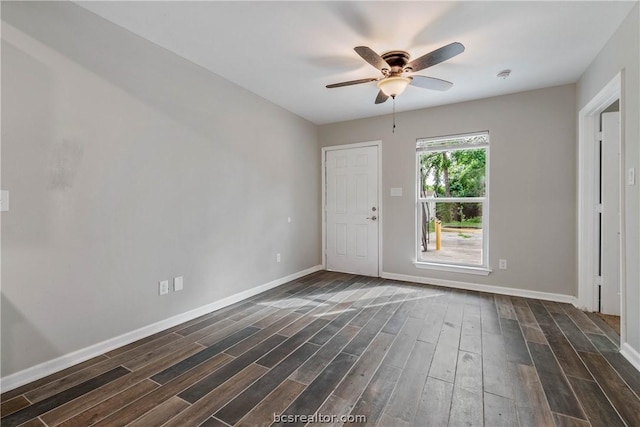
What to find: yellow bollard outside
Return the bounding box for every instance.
[435,220,442,251]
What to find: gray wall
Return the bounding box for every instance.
[577,4,640,352]
[1,2,320,377]
[319,85,577,296]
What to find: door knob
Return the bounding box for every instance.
[366,216,377,221]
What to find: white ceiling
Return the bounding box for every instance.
[76,1,636,125]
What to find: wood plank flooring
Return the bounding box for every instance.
[2,271,640,426]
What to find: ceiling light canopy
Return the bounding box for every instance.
[377,76,411,97]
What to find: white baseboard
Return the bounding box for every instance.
[620,343,640,372]
[0,265,323,392]
[380,272,578,305]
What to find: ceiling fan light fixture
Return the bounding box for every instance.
[377,76,411,97]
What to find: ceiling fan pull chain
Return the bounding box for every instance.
[392,96,396,133]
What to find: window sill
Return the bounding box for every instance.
[414,262,492,276]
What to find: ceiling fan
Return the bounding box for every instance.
[326,42,465,104]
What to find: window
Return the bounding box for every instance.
[416,132,489,272]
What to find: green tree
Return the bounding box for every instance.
[419,145,485,250]
[449,149,485,197]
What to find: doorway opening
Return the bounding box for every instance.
[598,103,621,317]
[578,72,624,340]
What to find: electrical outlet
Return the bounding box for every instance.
[159,280,169,295]
[499,259,507,270]
[174,276,183,292]
[276,253,281,263]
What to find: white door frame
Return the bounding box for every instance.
[322,141,382,276]
[577,72,625,338]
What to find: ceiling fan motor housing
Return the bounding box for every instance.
[381,51,411,75]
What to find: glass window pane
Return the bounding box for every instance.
[419,202,483,266]
[418,148,486,197]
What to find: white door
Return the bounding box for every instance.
[325,145,379,276]
[600,111,621,315]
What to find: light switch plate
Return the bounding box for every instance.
[390,188,403,197]
[0,191,9,212]
[174,276,183,292]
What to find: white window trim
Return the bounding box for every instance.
[415,131,490,273]
[413,261,492,276]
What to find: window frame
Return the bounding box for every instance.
[415,131,491,275]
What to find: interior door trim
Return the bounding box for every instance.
[321,141,382,277]
[577,72,625,339]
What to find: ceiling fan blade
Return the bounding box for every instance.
[410,75,454,91]
[354,46,390,71]
[405,42,465,72]
[326,77,378,88]
[375,90,389,104]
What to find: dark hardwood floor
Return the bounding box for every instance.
[2,271,640,426]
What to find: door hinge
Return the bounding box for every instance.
[595,276,602,287]
[596,203,603,213]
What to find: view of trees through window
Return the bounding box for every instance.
[417,134,488,267]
